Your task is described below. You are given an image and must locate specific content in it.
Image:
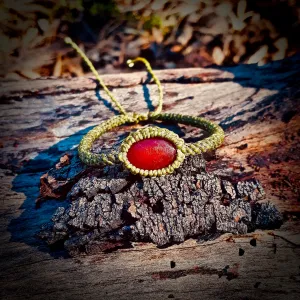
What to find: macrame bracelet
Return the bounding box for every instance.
[65,37,225,177]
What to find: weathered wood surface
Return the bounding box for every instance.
[1,55,300,299]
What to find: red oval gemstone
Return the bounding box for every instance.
[127,137,177,170]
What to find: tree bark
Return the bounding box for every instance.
[38,152,283,256]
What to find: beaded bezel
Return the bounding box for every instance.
[118,126,186,176]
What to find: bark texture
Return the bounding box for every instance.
[39,154,282,255]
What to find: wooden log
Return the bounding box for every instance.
[0,55,300,299]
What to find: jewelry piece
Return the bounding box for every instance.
[65,37,225,177]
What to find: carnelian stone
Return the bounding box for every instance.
[127,137,177,170]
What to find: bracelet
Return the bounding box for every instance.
[65,37,225,177]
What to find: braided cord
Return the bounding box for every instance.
[64,37,128,116]
[150,113,225,156]
[78,114,129,166]
[78,112,151,166]
[78,112,224,167]
[65,37,224,173]
[127,57,163,116]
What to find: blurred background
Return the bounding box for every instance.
[0,0,299,80]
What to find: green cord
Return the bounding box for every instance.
[64,37,128,116]
[127,57,163,116]
[64,37,225,175]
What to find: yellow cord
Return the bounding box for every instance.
[127,57,163,116]
[65,37,164,118]
[64,37,128,116]
[64,36,225,176]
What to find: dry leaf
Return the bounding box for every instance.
[212,47,225,65]
[248,45,268,64]
[19,69,41,79]
[53,54,62,77]
[215,2,232,17]
[273,37,288,61]
[152,27,163,43]
[178,25,193,45]
[38,19,50,33]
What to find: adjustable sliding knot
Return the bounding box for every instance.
[65,37,225,176]
[125,112,149,124]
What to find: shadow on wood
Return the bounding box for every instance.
[1,55,300,299]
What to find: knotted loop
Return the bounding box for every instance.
[127,57,163,117]
[125,112,149,124]
[65,37,163,119]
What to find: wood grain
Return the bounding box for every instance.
[0,55,300,300]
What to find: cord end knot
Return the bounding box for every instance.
[127,59,134,68]
[64,37,72,44]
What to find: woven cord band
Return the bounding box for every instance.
[78,113,148,166]
[150,113,224,155]
[78,112,224,166]
[64,37,225,171]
